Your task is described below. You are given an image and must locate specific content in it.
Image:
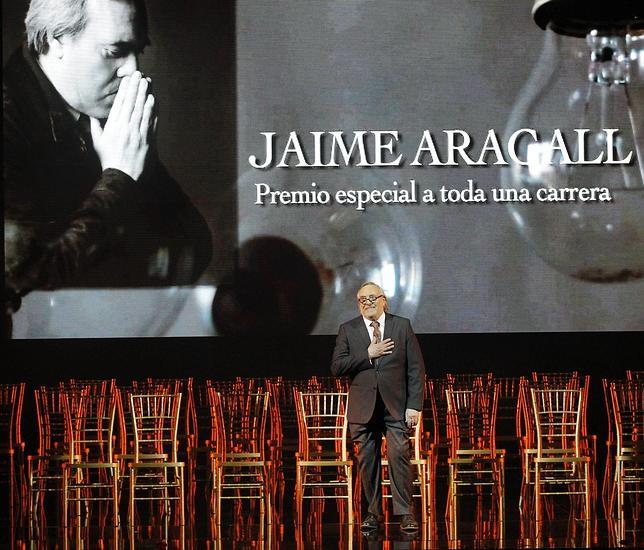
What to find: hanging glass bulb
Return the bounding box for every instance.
[502,1,644,282]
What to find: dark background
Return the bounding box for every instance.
[3,0,237,284]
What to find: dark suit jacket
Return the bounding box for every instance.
[331,313,425,424]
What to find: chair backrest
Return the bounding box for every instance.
[602,378,618,446]
[210,391,269,460]
[307,376,341,392]
[61,379,115,397]
[142,378,184,393]
[130,393,182,463]
[494,377,524,444]
[446,372,493,387]
[34,386,69,457]
[530,387,583,458]
[610,380,644,457]
[626,370,644,381]
[531,371,579,386]
[210,377,256,395]
[445,381,499,458]
[427,378,451,447]
[335,377,350,392]
[0,383,25,451]
[517,378,536,449]
[65,390,116,464]
[189,381,219,449]
[264,378,284,450]
[115,386,135,457]
[295,391,349,462]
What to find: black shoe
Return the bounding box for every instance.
[399,514,419,531]
[361,512,381,530]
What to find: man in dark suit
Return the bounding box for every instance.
[331,282,425,531]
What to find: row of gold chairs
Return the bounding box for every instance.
[25,382,184,545]
[427,372,597,544]
[1,371,642,546]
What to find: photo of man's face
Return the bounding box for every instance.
[57,0,147,118]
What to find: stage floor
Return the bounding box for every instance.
[5,498,641,549]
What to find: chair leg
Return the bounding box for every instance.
[62,465,69,529]
[266,473,272,526]
[535,462,541,541]
[617,461,624,541]
[499,460,506,544]
[347,466,354,525]
[448,463,457,541]
[452,483,459,543]
[585,461,591,523]
[216,466,222,527]
[179,465,185,527]
[295,463,302,525]
[128,467,135,536]
[113,467,119,528]
[27,457,35,533]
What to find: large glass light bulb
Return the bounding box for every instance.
[234,169,423,334]
[502,12,644,282]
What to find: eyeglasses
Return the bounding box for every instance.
[357,294,384,305]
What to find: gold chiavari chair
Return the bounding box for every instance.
[117,382,181,479]
[601,378,618,520]
[494,377,523,459]
[445,380,505,544]
[610,379,644,541]
[135,378,191,467]
[530,387,592,542]
[427,378,451,453]
[293,390,353,525]
[208,389,271,533]
[626,370,644,381]
[263,378,285,523]
[517,377,535,517]
[114,385,136,491]
[128,393,185,544]
[62,390,119,545]
[185,380,222,522]
[0,383,26,523]
[28,386,71,534]
[519,374,589,518]
[277,380,308,499]
[380,411,431,524]
[533,374,596,518]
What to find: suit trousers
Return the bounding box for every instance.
[349,391,412,516]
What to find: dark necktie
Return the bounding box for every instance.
[370,321,381,368]
[370,320,381,344]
